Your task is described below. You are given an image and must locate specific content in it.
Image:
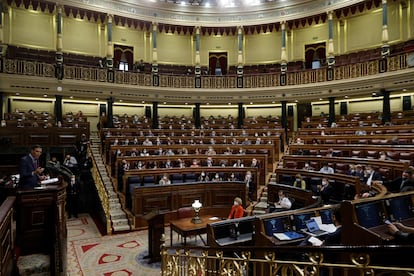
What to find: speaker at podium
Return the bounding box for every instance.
[143,209,165,263]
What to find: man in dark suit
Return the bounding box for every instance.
[67,174,81,218]
[362,165,383,186]
[323,207,343,245]
[385,169,414,193]
[19,144,46,188]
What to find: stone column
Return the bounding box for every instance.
[328,97,335,126]
[380,0,389,73]
[194,103,201,128]
[0,1,4,72]
[382,90,390,124]
[0,1,3,43]
[55,5,63,80]
[107,15,114,82]
[237,103,244,129]
[152,102,158,129]
[327,11,335,80]
[195,26,201,88]
[280,22,287,86]
[152,22,159,86]
[54,95,63,123]
[281,101,287,129]
[106,97,114,128]
[0,92,4,120]
[237,26,244,88]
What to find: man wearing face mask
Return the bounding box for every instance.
[317,177,334,204]
[228,197,244,219]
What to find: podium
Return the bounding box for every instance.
[143,210,165,263]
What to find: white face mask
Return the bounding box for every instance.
[322,181,328,186]
[215,175,219,178]
[201,173,205,177]
[234,201,238,206]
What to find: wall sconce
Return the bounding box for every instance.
[191,199,202,224]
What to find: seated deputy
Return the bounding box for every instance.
[269,190,292,212]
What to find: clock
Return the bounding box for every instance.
[407,53,414,67]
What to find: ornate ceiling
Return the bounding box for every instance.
[52,0,368,26]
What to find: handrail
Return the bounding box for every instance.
[160,244,414,275]
[2,53,409,88]
[90,149,112,235]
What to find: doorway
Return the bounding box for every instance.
[209,52,228,75]
[304,42,326,69]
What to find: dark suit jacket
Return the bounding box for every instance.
[363,171,382,185]
[324,226,342,245]
[385,177,414,193]
[19,154,38,188]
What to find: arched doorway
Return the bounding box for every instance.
[209,52,228,75]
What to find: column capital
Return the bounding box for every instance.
[327,10,333,19]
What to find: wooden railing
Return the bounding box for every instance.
[2,53,410,88]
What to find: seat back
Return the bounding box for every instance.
[177,207,194,219]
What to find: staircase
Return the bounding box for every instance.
[252,173,277,215]
[90,133,131,233]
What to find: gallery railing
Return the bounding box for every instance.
[2,53,409,89]
[160,244,414,276]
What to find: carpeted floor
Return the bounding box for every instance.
[67,214,163,276]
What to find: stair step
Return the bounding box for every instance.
[110,212,127,220]
[252,210,267,215]
[110,202,122,209]
[254,201,268,209]
[112,224,131,232]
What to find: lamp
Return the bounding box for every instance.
[191,199,203,224]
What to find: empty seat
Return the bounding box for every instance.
[335,163,348,174]
[285,161,297,169]
[171,173,184,184]
[366,151,378,159]
[309,149,319,156]
[351,150,362,158]
[184,173,197,182]
[143,176,155,185]
[386,151,400,160]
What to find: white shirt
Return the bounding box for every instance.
[276,197,292,209]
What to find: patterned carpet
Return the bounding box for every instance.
[67,214,162,276]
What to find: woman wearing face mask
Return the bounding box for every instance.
[293,173,306,189]
[228,197,244,219]
[198,171,209,182]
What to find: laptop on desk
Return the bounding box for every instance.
[302,219,329,237]
[273,231,304,241]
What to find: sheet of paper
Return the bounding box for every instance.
[273,233,290,240]
[308,236,323,246]
[312,216,337,233]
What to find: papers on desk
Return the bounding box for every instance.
[209,217,220,221]
[311,216,337,233]
[40,178,59,185]
[308,236,323,246]
[273,231,304,241]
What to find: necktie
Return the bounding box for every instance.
[33,159,38,169]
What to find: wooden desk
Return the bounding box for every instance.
[170,215,217,246]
